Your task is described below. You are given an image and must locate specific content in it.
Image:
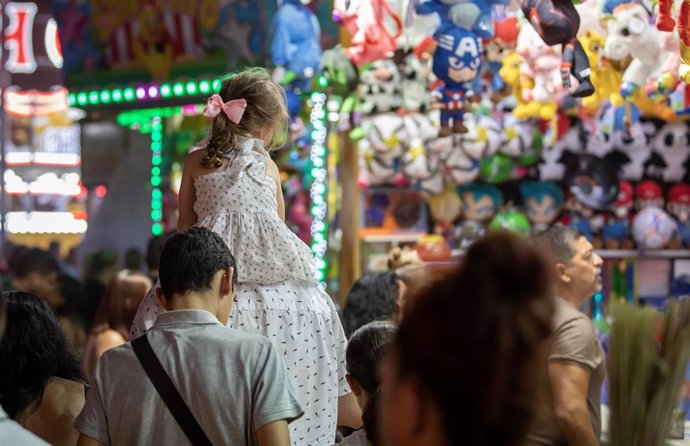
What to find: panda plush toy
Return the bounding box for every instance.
[358,59,404,114]
[648,120,690,182]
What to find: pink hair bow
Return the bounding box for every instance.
[203,94,247,124]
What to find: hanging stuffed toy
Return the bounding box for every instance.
[358,59,404,114]
[521,0,595,97]
[485,17,520,100]
[655,0,690,82]
[319,45,363,139]
[333,0,403,67]
[603,3,675,101]
[580,31,624,112]
[516,24,568,109]
[414,0,509,39]
[498,50,557,120]
[431,25,483,135]
[271,0,322,117]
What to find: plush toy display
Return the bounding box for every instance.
[485,17,521,97]
[413,234,453,261]
[431,25,483,135]
[667,183,690,247]
[479,153,515,183]
[580,30,624,111]
[456,182,503,248]
[562,194,603,243]
[680,1,690,82]
[440,135,483,184]
[603,3,674,101]
[602,180,634,249]
[632,206,678,249]
[359,59,404,114]
[426,182,463,237]
[649,120,690,182]
[414,0,508,39]
[499,50,558,119]
[488,208,532,236]
[635,179,665,210]
[320,0,690,266]
[563,153,620,211]
[358,113,407,187]
[334,0,403,67]
[520,180,564,233]
[521,0,595,97]
[272,0,322,116]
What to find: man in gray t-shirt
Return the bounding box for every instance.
[75,228,303,446]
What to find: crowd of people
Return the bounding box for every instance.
[0,68,611,446]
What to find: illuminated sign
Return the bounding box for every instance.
[3,2,38,73]
[1,1,65,89]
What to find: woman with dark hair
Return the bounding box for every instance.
[342,273,404,337]
[379,232,556,446]
[0,291,87,446]
[337,320,396,446]
[82,270,151,378]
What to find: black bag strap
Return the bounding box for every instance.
[132,335,212,446]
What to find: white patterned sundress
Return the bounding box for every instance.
[130,136,350,446]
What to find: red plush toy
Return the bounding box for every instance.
[334,0,403,67]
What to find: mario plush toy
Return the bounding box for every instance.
[635,179,665,210]
[667,183,690,247]
[603,180,635,249]
[431,25,483,136]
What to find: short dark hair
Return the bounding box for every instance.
[534,224,582,264]
[347,320,397,394]
[158,227,237,300]
[0,291,85,419]
[342,272,400,337]
[347,320,396,446]
[10,248,59,278]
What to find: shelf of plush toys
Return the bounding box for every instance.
[285,0,690,288]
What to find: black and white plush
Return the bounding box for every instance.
[648,120,690,182]
[562,152,621,211]
[358,59,404,114]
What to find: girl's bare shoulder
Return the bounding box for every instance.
[184,147,225,178]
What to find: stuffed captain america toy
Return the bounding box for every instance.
[431,25,482,136]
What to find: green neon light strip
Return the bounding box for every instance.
[150,116,164,236]
[68,77,224,108]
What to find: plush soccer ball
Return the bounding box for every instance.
[632,207,678,249]
[488,210,532,237]
[479,153,514,184]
